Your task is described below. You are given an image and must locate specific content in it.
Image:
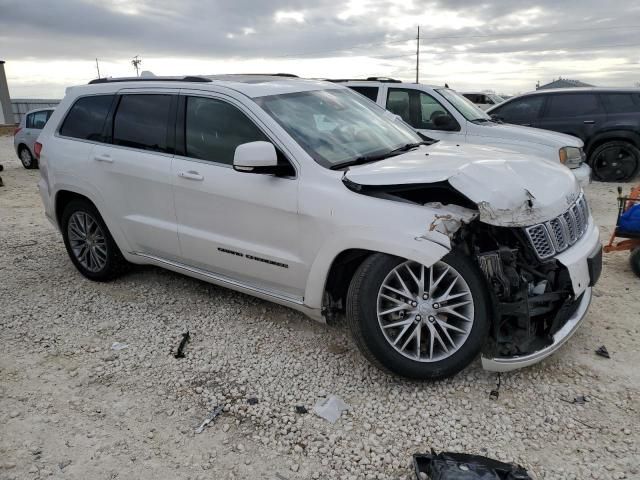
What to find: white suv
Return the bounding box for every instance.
[336,79,591,187]
[37,75,602,379]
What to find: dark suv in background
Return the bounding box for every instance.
[487,88,640,182]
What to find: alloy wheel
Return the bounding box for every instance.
[67,211,108,272]
[377,260,474,362]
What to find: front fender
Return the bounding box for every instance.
[303,226,451,310]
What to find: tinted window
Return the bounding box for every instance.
[545,94,602,118]
[28,111,49,129]
[386,89,411,124]
[601,93,640,114]
[418,92,450,129]
[386,88,456,130]
[348,86,379,102]
[60,95,114,141]
[185,96,268,165]
[113,95,172,152]
[493,96,544,124]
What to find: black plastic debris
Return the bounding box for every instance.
[414,450,532,479]
[174,331,190,359]
[595,345,610,359]
[295,405,308,414]
[489,373,501,401]
[561,395,589,405]
[247,397,259,405]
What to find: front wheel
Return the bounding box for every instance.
[346,252,491,380]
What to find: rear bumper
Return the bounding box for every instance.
[481,287,592,372]
[571,163,591,188]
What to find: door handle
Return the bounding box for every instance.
[93,154,113,163]
[178,170,204,181]
[583,120,595,124]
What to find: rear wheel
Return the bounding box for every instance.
[19,146,37,169]
[590,141,640,182]
[61,199,129,281]
[630,248,640,278]
[346,252,490,380]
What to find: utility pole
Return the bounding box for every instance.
[132,55,142,77]
[95,58,101,79]
[415,26,420,84]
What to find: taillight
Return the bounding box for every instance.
[13,126,22,136]
[34,142,43,159]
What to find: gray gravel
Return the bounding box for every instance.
[1,134,639,480]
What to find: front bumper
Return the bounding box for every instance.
[571,163,592,189]
[481,224,601,372]
[481,287,592,372]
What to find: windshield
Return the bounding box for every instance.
[254,88,423,168]
[437,88,491,122]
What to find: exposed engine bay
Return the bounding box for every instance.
[455,222,581,358]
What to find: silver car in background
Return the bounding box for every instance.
[14,108,55,169]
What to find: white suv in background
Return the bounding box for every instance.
[36,75,601,380]
[335,78,591,187]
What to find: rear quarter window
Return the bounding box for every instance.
[601,93,640,114]
[348,86,379,102]
[59,95,115,141]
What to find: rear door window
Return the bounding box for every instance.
[348,86,379,102]
[493,96,544,124]
[30,111,49,129]
[601,93,640,114]
[184,96,268,165]
[59,95,115,141]
[112,94,172,153]
[545,94,602,118]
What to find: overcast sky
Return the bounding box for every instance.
[1,0,639,98]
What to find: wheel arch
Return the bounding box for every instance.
[585,130,640,158]
[305,234,451,313]
[54,187,134,256]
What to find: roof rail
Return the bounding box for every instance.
[326,77,401,83]
[211,73,299,78]
[88,76,212,85]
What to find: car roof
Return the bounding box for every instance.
[516,87,640,97]
[70,75,342,99]
[336,80,444,90]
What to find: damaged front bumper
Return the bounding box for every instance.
[481,222,602,372]
[481,287,592,372]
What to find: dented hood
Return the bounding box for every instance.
[344,142,581,227]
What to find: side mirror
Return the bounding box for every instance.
[233,141,290,175]
[490,113,502,122]
[433,114,457,131]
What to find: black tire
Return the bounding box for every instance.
[590,141,640,182]
[19,146,38,169]
[61,199,129,281]
[346,252,491,380]
[630,248,640,278]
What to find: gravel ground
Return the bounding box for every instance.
[1,133,639,480]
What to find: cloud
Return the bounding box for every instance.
[1,0,639,97]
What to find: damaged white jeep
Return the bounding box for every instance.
[37,75,602,380]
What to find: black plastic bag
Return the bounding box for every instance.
[414,450,532,480]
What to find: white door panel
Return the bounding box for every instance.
[172,159,305,297]
[89,144,180,259]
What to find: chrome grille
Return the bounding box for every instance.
[524,194,590,259]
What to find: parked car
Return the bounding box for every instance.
[14,107,55,169]
[487,88,640,182]
[335,79,591,187]
[36,75,601,380]
[462,92,505,110]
